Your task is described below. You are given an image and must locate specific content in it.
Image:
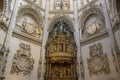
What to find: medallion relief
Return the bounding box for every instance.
[10,43,34,75]
[83,14,105,38]
[87,43,110,76]
[80,7,106,39]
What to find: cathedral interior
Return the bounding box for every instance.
[0,0,120,80]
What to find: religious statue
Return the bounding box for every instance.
[58,22,64,34]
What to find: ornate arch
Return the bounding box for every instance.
[17,5,44,29]
[79,6,105,31]
[48,15,75,32]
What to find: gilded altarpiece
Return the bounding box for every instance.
[45,21,77,80]
[87,43,110,76]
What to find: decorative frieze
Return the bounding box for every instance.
[87,43,110,76]
[10,43,34,75]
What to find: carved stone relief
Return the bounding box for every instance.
[80,7,106,39]
[84,15,104,35]
[87,43,110,76]
[16,16,42,36]
[10,43,34,75]
[15,7,43,40]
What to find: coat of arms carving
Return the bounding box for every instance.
[87,43,110,76]
[10,43,34,75]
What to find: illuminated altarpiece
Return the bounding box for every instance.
[45,21,77,80]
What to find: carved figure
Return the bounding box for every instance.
[59,22,64,34]
[22,18,36,34]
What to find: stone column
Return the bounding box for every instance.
[101,0,120,72]
[4,0,20,47]
[1,0,20,76]
[73,0,84,80]
[40,0,50,80]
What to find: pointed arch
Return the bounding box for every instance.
[48,15,75,32]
